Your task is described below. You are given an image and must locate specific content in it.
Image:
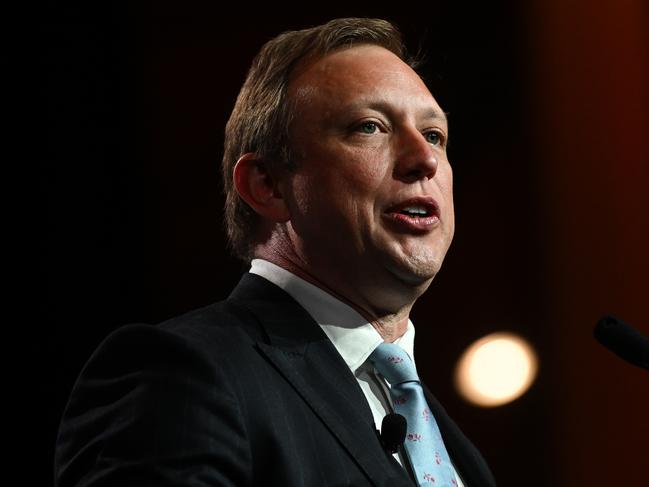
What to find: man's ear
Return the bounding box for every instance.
[233,153,290,223]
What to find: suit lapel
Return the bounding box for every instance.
[229,274,412,487]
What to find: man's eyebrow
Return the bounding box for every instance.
[344,100,449,125]
[424,109,449,126]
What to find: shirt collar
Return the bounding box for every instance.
[249,259,416,373]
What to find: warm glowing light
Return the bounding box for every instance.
[455,332,538,407]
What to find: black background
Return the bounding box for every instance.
[41,2,554,485]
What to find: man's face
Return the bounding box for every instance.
[281,45,454,305]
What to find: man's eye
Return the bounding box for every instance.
[424,131,443,145]
[358,122,379,134]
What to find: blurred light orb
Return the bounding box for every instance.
[455,332,538,407]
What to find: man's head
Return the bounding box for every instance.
[223,18,454,314]
[223,18,412,261]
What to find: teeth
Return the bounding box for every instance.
[401,206,428,216]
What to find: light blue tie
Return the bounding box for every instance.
[370,342,458,487]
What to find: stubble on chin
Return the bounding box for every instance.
[382,245,442,291]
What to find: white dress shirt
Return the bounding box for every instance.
[249,259,465,487]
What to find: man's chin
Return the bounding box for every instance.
[380,236,449,281]
[385,255,440,289]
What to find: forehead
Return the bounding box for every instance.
[289,44,446,124]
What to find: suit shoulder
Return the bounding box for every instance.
[55,300,256,487]
[78,298,264,387]
[127,298,264,349]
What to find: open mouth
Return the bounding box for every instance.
[394,206,434,218]
[383,197,440,231]
[385,197,439,218]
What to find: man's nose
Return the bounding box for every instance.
[393,128,438,183]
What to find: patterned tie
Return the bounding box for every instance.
[370,342,458,487]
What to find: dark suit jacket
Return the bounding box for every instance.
[55,273,496,487]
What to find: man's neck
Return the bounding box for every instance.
[253,249,414,342]
[370,311,411,343]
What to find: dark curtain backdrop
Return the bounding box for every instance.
[41,2,648,486]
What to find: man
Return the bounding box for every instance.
[55,18,496,487]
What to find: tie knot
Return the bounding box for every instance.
[369,342,419,385]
